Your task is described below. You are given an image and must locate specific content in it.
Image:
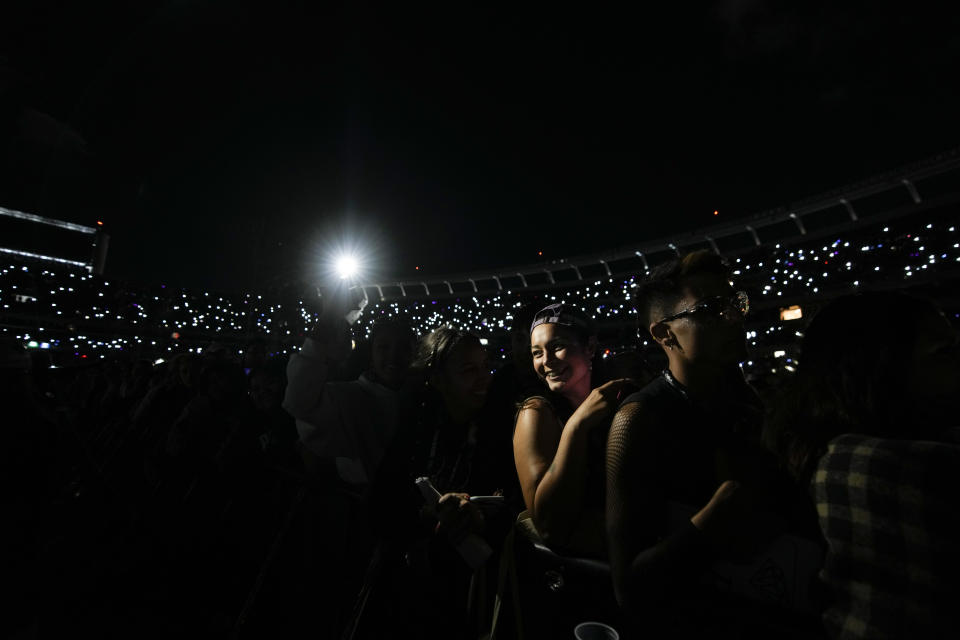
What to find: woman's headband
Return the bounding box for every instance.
[529,303,594,335]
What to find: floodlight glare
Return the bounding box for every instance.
[335,254,359,279]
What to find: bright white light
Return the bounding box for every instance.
[335,254,359,279]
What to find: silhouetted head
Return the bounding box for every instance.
[243,338,268,370]
[635,250,748,369]
[169,353,200,389]
[248,360,286,411]
[768,291,960,483]
[368,318,415,390]
[415,327,492,418]
[200,361,245,403]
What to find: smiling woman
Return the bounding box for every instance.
[512,303,637,556]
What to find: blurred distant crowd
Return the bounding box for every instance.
[4,248,960,640]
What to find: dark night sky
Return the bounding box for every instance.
[2,1,959,292]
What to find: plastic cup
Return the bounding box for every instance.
[574,621,619,640]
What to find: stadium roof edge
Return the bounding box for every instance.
[358,148,960,300]
[0,205,98,234]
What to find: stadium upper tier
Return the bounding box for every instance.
[1,200,957,370]
[354,148,960,302]
[1,150,958,375]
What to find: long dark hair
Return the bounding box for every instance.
[407,326,484,420]
[405,327,485,489]
[766,291,939,485]
[411,326,482,379]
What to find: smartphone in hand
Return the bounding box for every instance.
[470,495,505,515]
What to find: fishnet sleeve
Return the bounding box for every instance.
[605,401,713,609]
[605,402,658,604]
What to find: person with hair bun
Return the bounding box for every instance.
[361,326,518,640]
[396,326,501,501]
[512,303,636,557]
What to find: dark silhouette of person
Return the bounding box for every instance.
[362,327,518,640]
[766,292,960,638]
[606,251,813,636]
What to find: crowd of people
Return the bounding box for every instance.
[2,213,958,377]
[5,245,959,639]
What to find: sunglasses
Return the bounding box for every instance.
[657,291,750,324]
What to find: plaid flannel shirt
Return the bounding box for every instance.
[813,433,960,638]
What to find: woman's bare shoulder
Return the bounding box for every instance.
[518,395,553,412]
[515,395,562,434]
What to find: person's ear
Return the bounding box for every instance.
[649,321,677,351]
